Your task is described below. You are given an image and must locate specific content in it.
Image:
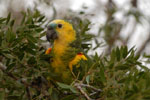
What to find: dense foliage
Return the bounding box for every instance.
[0,10,150,100]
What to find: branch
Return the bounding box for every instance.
[0,62,6,70]
[74,80,102,100]
[0,62,30,87]
[0,62,52,99]
[80,84,102,92]
[75,83,93,100]
[0,62,33,100]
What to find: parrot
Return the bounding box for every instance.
[45,19,87,84]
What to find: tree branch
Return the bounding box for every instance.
[0,62,30,86]
[80,84,102,92]
[0,62,33,100]
[0,62,52,99]
[75,83,93,100]
[0,62,6,70]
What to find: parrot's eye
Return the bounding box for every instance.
[58,24,62,28]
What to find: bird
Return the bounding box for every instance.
[45,19,87,84]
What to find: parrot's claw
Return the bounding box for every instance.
[69,65,76,78]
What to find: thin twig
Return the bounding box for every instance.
[0,62,30,86]
[75,83,93,100]
[0,62,6,70]
[80,84,102,92]
[0,62,52,95]
[0,62,34,100]
[90,91,98,96]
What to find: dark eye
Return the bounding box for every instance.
[58,24,62,28]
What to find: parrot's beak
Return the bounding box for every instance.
[46,24,58,41]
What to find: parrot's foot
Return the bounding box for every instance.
[69,65,77,78]
[71,70,76,78]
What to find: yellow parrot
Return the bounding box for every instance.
[45,19,87,84]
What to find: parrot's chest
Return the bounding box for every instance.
[53,43,67,57]
[52,44,72,68]
[51,39,76,73]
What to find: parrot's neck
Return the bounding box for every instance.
[53,39,70,56]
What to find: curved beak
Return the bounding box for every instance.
[46,24,58,42]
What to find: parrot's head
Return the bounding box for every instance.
[46,19,76,43]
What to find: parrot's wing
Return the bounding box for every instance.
[61,39,81,63]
